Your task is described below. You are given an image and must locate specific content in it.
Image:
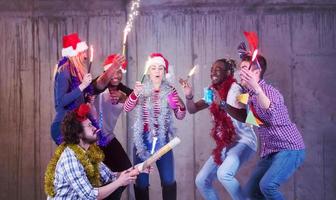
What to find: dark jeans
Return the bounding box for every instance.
[100,138,132,200]
[245,150,305,200]
[133,147,175,188]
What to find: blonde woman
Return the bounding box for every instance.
[51,33,123,145]
[124,53,186,200]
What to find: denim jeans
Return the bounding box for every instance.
[133,137,175,189]
[244,150,305,200]
[195,142,255,200]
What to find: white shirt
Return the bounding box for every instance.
[94,89,124,142]
[227,82,258,151]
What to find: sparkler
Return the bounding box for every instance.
[248,49,259,70]
[88,45,94,73]
[140,64,149,83]
[187,65,198,80]
[178,64,199,86]
[122,0,141,56]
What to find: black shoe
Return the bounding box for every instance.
[162,182,176,200]
[134,185,149,200]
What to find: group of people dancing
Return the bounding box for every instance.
[44,32,305,200]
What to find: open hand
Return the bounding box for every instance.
[133,81,144,96]
[179,78,193,97]
[239,68,259,91]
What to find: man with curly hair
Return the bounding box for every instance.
[45,104,140,200]
[180,58,257,200]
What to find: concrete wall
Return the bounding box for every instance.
[0,0,335,199]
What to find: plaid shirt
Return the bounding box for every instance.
[49,147,117,200]
[248,80,305,157]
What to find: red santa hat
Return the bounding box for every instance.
[103,54,127,73]
[144,53,169,74]
[62,33,88,57]
[75,104,90,122]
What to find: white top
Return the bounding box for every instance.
[94,89,124,142]
[226,82,258,151]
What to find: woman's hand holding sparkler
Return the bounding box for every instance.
[133,81,144,97]
[79,73,92,91]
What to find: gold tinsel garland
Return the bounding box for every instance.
[44,143,105,197]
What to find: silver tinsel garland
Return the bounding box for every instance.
[132,76,177,160]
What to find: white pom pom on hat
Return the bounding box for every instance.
[144,53,169,74]
[61,33,88,57]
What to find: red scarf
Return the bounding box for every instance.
[209,76,236,165]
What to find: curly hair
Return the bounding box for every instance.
[216,58,236,75]
[61,111,83,144]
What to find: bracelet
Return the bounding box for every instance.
[219,100,227,110]
[186,95,194,100]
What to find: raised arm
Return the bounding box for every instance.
[124,81,143,112]
[54,67,92,108]
[180,80,208,114]
[95,55,126,90]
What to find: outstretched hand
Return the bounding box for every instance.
[179,78,193,97]
[111,54,126,71]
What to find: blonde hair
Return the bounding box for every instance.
[68,55,87,81]
[53,54,87,82]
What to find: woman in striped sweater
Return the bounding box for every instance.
[124,53,186,200]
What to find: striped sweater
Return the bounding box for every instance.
[124,89,186,131]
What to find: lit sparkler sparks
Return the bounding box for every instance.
[122,0,141,56]
[187,65,198,79]
[248,49,259,70]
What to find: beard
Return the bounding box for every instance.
[81,137,97,144]
[81,130,99,144]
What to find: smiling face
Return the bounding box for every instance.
[80,119,98,144]
[148,63,165,86]
[109,69,123,86]
[210,61,230,85]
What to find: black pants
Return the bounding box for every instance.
[100,138,132,200]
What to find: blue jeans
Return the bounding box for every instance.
[195,142,255,200]
[244,150,305,200]
[133,144,175,188]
